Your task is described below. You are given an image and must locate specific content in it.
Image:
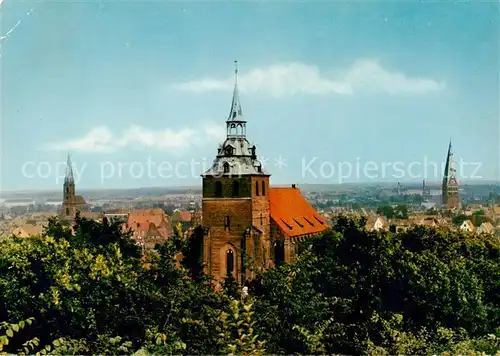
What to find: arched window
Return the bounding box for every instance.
[232,181,240,197]
[223,162,230,173]
[274,240,285,265]
[255,181,260,196]
[224,215,231,230]
[215,181,222,197]
[260,213,264,225]
[226,249,234,274]
[65,207,69,216]
[261,181,266,196]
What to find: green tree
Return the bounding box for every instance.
[452,214,468,226]
[0,216,226,355]
[1,215,499,355]
[377,205,395,219]
[221,272,239,300]
[394,204,409,219]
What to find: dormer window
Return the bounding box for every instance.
[314,216,324,225]
[293,218,304,228]
[304,217,315,226]
[223,162,230,174]
[225,146,234,156]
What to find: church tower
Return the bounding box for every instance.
[201,62,271,286]
[61,154,87,220]
[62,154,76,218]
[442,141,460,210]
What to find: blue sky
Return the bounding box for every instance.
[1,1,498,191]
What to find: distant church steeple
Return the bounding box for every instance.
[64,153,75,201]
[442,140,460,210]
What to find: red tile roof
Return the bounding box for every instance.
[172,210,192,222]
[79,211,101,220]
[126,209,172,239]
[269,187,328,238]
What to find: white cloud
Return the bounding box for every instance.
[173,59,445,97]
[45,122,225,153]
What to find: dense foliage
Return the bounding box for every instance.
[376,204,409,219]
[452,210,491,227]
[0,214,499,355]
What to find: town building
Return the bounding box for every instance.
[477,221,495,235]
[200,62,328,286]
[365,215,388,232]
[442,141,461,210]
[10,224,45,238]
[459,219,475,233]
[124,208,173,249]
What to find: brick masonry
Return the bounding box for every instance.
[202,175,272,286]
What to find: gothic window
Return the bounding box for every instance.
[255,181,259,196]
[215,181,222,197]
[232,181,240,197]
[274,240,285,265]
[261,181,265,196]
[223,162,230,173]
[226,249,234,274]
[224,216,231,230]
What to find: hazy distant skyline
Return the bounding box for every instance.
[1,1,498,190]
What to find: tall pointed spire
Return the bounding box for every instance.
[448,142,458,185]
[225,61,247,139]
[64,153,75,185]
[443,141,452,181]
[442,140,460,210]
[227,60,244,121]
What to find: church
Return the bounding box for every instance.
[441,141,460,210]
[201,63,328,286]
[61,154,88,220]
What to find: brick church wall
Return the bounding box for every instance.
[202,198,252,284]
[202,175,272,285]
